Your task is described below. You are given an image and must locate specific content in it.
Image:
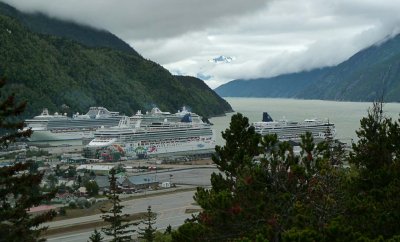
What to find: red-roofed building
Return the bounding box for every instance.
[28,205,57,215]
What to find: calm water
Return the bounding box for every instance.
[210,98,400,146]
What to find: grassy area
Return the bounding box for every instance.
[43,212,146,237]
[53,186,197,221]
[53,200,112,221]
[43,187,199,238]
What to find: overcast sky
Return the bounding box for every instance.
[4,0,400,88]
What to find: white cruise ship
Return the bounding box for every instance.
[252,112,335,141]
[25,107,123,142]
[87,114,215,158]
[129,106,203,126]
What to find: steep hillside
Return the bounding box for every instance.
[215,35,400,102]
[174,75,232,116]
[0,2,138,55]
[215,69,326,97]
[0,11,232,118]
[298,35,400,101]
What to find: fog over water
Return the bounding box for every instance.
[209,98,400,145]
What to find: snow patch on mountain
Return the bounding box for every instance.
[208,55,235,64]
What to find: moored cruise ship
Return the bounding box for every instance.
[25,107,123,142]
[87,114,215,158]
[252,112,335,141]
[129,106,203,126]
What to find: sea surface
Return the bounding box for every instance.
[209,97,400,146]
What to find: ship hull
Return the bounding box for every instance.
[87,123,216,159]
[28,130,94,142]
[253,122,335,141]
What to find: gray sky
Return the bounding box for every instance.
[4,0,400,88]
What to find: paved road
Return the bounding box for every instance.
[45,167,220,241]
[46,190,198,241]
[150,167,217,186]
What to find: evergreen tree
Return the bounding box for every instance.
[138,205,157,242]
[101,168,136,242]
[173,113,343,241]
[346,101,400,239]
[88,228,103,242]
[164,225,172,235]
[85,180,99,197]
[0,78,32,147]
[0,78,56,241]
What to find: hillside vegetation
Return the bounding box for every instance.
[0,4,232,118]
[0,2,139,56]
[215,35,400,102]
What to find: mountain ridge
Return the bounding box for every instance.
[215,34,400,102]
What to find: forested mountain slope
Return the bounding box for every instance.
[0,2,138,55]
[0,3,232,118]
[215,34,400,102]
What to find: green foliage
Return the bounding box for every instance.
[154,231,172,242]
[346,102,400,239]
[282,228,322,242]
[164,225,172,235]
[0,80,55,241]
[85,180,99,197]
[216,34,400,102]
[59,207,66,216]
[172,222,210,242]
[0,78,32,146]
[0,11,232,119]
[63,165,77,178]
[115,164,126,174]
[101,168,136,241]
[69,201,77,209]
[88,228,104,242]
[0,2,138,56]
[0,161,57,241]
[173,109,400,241]
[174,76,233,118]
[25,149,49,158]
[47,174,58,189]
[138,206,157,242]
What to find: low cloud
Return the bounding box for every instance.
[3,0,269,40]
[3,0,400,89]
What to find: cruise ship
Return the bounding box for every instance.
[129,106,203,126]
[25,107,123,142]
[252,112,335,141]
[87,114,215,158]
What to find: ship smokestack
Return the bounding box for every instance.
[262,112,273,122]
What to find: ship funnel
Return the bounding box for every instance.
[181,113,192,123]
[262,112,273,122]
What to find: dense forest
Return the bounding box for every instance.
[170,104,400,241]
[0,2,232,119]
[0,2,139,56]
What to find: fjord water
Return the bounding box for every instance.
[209,98,400,145]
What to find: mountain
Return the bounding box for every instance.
[215,34,400,102]
[0,2,232,118]
[0,2,138,56]
[209,55,234,64]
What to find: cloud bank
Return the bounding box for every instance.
[3,0,400,88]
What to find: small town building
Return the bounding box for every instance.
[94,175,110,192]
[161,181,171,188]
[78,187,87,196]
[28,205,57,215]
[118,175,159,190]
[76,164,115,175]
